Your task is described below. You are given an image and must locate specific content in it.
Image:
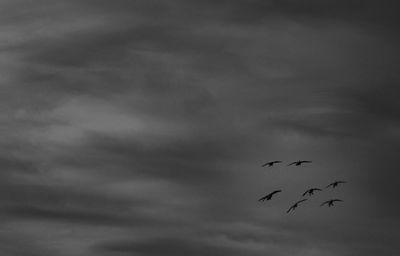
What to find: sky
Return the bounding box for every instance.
[1,1,400,255]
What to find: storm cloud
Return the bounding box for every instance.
[1,1,399,255]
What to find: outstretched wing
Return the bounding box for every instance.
[337,181,347,184]
[332,199,343,202]
[296,199,307,204]
[272,190,282,195]
[320,201,329,206]
[261,162,271,167]
[286,206,294,213]
[302,190,309,196]
[300,160,312,163]
[259,190,281,201]
[258,196,267,201]
[326,183,333,188]
[262,161,282,167]
[287,162,296,166]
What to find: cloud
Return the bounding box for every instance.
[1,0,400,255]
[0,183,154,226]
[93,237,265,256]
[0,232,58,256]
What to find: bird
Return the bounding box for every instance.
[258,190,282,202]
[302,188,322,196]
[320,199,343,207]
[287,160,312,166]
[261,161,282,167]
[286,199,307,213]
[326,181,346,188]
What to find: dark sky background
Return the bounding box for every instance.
[1,1,400,255]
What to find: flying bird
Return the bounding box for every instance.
[320,199,343,207]
[287,160,312,166]
[286,199,307,213]
[258,190,282,202]
[261,161,282,167]
[326,181,346,188]
[302,188,322,196]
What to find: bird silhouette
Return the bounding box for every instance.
[286,199,307,213]
[302,188,322,196]
[261,161,282,167]
[326,181,346,188]
[287,160,312,166]
[258,190,282,201]
[320,199,343,207]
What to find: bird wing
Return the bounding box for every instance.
[261,162,270,167]
[296,199,307,204]
[258,196,267,201]
[286,206,294,213]
[272,190,282,194]
[332,199,343,202]
[337,181,346,184]
[320,201,329,206]
[326,183,333,188]
[301,161,312,163]
[287,162,296,166]
[314,188,322,191]
[302,190,309,196]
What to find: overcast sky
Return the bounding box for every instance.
[1,1,399,255]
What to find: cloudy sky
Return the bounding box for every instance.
[1,1,399,255]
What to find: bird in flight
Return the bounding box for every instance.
[261,161,282,167]
[326,181,346,188]
[320,199,343,207]
[258,190,282,202]
[286,199,307,213]
[287,160,312,166]
[302,188,322,196]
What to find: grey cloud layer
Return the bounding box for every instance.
[1,1,399,255]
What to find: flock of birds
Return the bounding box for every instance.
[258,160,346,213]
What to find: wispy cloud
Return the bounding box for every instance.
[1,1,399,255]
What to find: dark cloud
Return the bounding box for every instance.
[52,131,240,184]
[1,0,399,255]
[94,237,264,256]
[0,183,170,227]
[0,233,58,256]
[189,0,400,32]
